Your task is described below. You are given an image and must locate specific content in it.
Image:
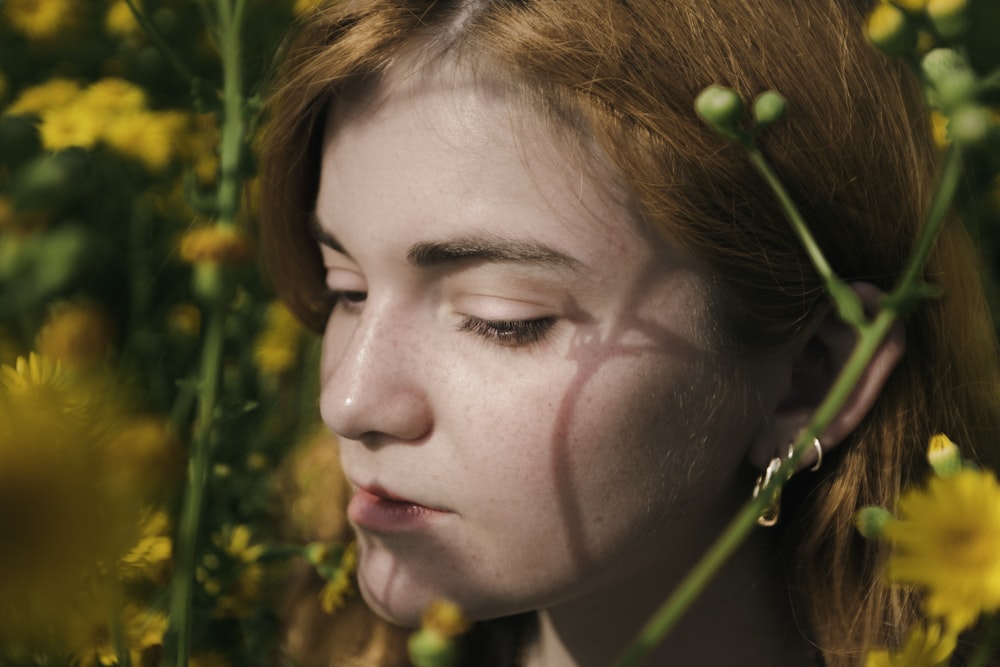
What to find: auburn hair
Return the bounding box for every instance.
[259,1,1000,664]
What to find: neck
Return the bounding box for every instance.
[522,471,815,667]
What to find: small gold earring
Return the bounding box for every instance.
[810,437,823,472]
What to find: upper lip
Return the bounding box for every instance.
[353,480,450,513]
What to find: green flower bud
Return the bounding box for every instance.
[752,91,787,127]
[921,48,976,109]
[408,629,459,667]
[927,433,963,477]
[694,85,745,132]
[303,542,329,567]
[192,262,236,305]
[855,506,894,540]
[927,0,969,40]
[948,104,994,147]
[866,4,917,57]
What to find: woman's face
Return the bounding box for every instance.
[314,67,777,625]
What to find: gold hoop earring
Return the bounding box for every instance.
[810,438,823,472]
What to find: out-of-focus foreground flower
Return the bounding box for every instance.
[857,434,1000,663]
[0,353,178,657]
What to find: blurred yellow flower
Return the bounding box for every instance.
[64,601,168,667]
[864,620,956,667]
[0,354,138,644]
[210,524,267,618]
[102,110,182,171]
[254,301,306,378]
[929,111,950,150]
[6,77,83,116]
[179,225,253,265]
[105,0,143,37]
[38,102,103,151]
[36,301,117,369]
[119,508,173,585]
[319,542,357,614]
[2,0,80,40]
[80,77,149,115]
[883,467,1000,630]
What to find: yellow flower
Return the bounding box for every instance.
[178,225,253,265]
[1,352,82,413]
[79,77,148,115]
[6,77,83,116]
[866,3,916,56]
[210,524,267,618]
[929,111,950,150]
[254,301,306,378]
[38,102,103,151]
[319,542,357,614]
[65,601,168,667]
[0,356,137,643]
[118,508,173,585]
[883,467,1000,630]
[102,110,181,171]
[105,0,142,37]
[2,0,80,40]
[864,620,956,667]
[35,301,116,369]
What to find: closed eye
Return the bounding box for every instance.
[459,315,556,347]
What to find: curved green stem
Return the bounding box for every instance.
[745,146,865,327]
[616,131,966,667]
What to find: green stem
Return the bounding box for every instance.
[163,5,249,664]
[215,0,247,227]
[615,125,966,667]
[164,305,225,667]
[615,311,896,667]
[745,146,865,327]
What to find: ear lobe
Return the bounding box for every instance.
[748,282,906,472]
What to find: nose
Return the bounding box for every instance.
[318,302,433,444]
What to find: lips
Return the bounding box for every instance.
[347,482,450,532]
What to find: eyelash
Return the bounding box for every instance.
[321,289,367,315]
[459,315,556,347]
[323,288,556,347]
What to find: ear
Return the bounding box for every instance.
[747,282,906,472]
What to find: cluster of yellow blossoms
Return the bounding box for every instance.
[0,351,177,663]
[860,435,1000,666]
[3,76,218,176]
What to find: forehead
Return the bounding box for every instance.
[318,56,643,262]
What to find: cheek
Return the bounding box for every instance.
[452,350,734,559]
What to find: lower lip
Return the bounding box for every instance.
[348,488,448,532]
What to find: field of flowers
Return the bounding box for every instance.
[1,1,1000,666]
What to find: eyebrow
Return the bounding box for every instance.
[407,236,580,270]
[309,215,581,272]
